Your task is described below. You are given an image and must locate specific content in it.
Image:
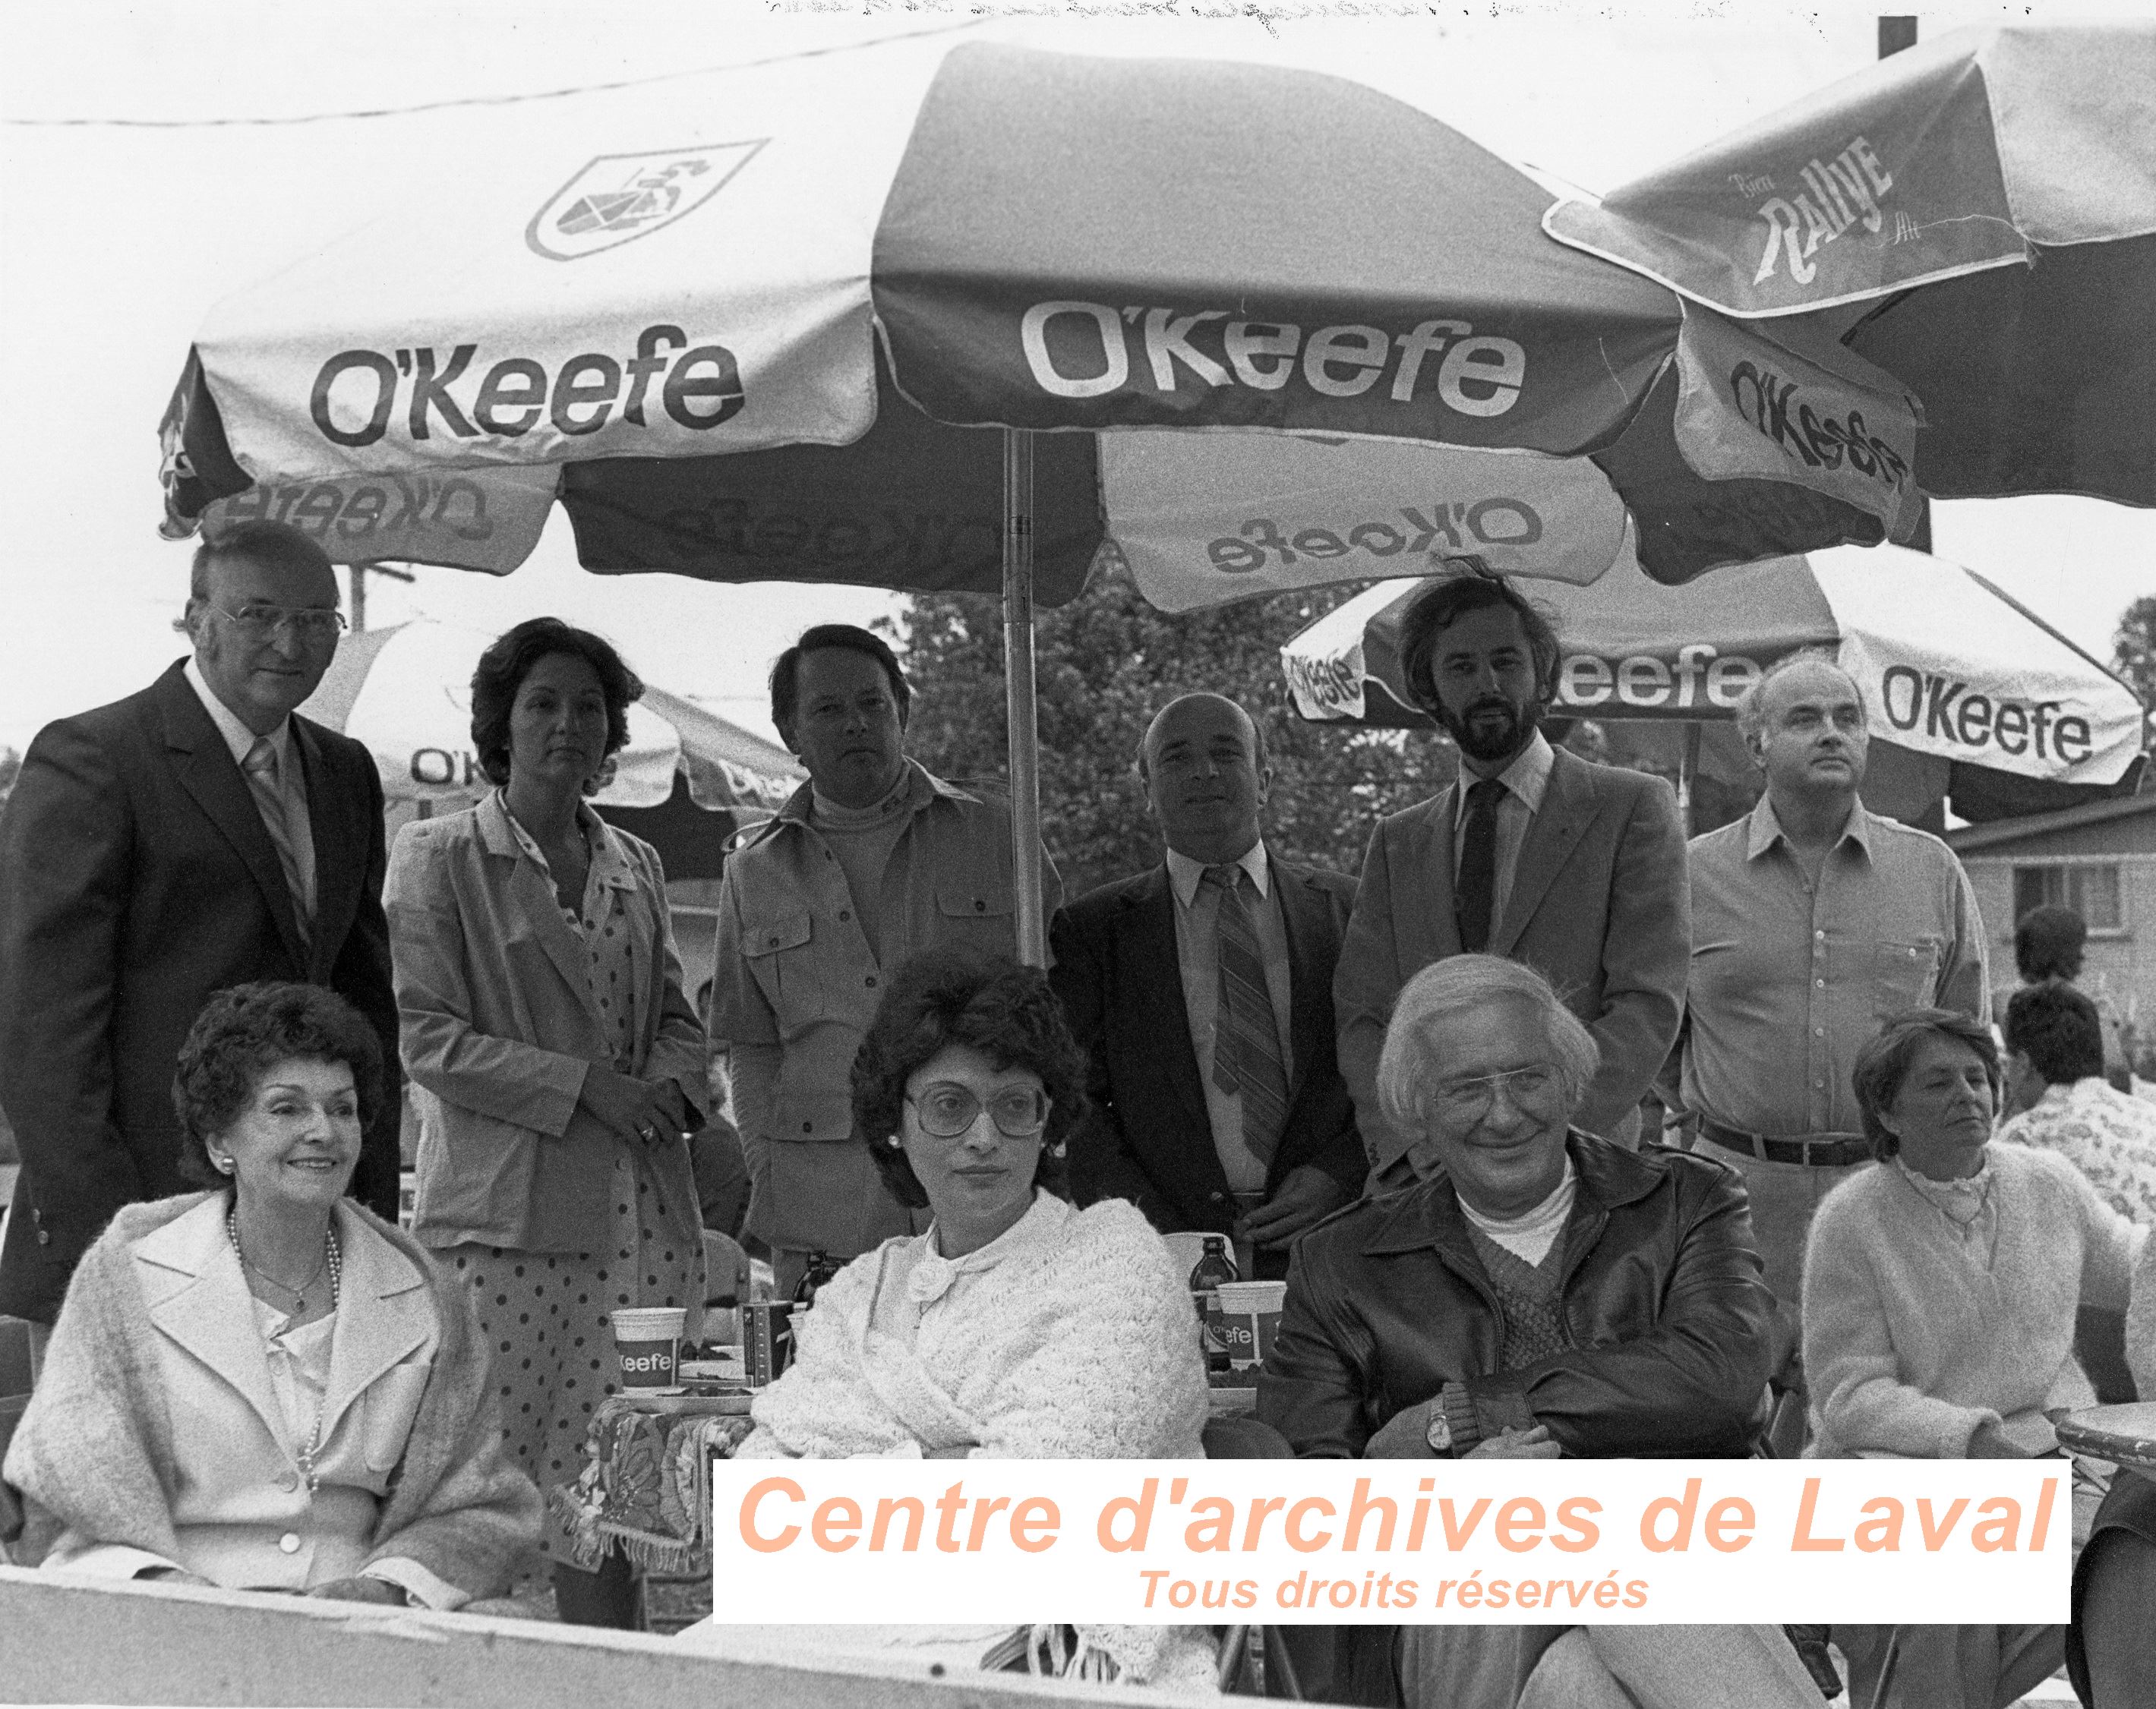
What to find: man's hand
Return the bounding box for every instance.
[306,1576,409,1605]
[1239,1166,1353,1250]
[1464,1425,1561,1461]
[1364,1398,1442,1459]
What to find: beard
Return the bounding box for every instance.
[1437,693,1542,766]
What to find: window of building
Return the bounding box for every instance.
[2012,863,2126,934]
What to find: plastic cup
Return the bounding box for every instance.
[1214,1280,1288,1370]
[611,1306,687,1390]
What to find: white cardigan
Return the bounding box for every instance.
[740,1191,1207,1461]
[1803,1144,2142,1459]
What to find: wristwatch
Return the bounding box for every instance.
[1424,1405,1453,1455]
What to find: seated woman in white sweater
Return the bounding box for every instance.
[733,949,1211,1689]
[1804,1007,2142,1462]
[1803,1007,2144,1709]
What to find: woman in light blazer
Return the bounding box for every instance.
[5,984,538,1604]
[384,618,707,1627]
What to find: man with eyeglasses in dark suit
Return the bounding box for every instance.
[0,521,400,1354]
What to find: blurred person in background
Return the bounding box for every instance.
[385,618,708,1628]
[0,522,399,1354]
[1998,905,2132,1109]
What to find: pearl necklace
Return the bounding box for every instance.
[228,1206,342,1493]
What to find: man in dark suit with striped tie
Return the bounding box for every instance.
[0,521,400,1338]
[1050,695,1363,1280]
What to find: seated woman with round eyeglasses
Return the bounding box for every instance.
[728,948,1212,1689]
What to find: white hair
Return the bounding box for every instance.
[1375,955,1599,1135]
[1732,646,1858,746]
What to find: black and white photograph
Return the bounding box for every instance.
[2,0,2153,1703]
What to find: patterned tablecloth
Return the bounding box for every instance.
[551,1395,758,1574]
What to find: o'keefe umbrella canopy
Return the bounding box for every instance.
[1545,24,2156,508]
[297,620,802,815]
[157,35,1924,602]
[1279,544,2145,819]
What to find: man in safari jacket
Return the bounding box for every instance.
[710,625,1057,1295]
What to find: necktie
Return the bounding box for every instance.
[1455,778,1505,954]
[242,737,312,957]
[1203,864,1290,1165]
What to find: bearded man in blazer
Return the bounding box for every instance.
[1050,695,1362,1280]
[0,522,400,1330]
[1337,567,1689,1185]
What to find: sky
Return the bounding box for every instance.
[2,0,2150,754]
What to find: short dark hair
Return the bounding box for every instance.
[172,982,384,1187]
[769,624,911,737]
[1851,1007,2002,1162]
[469,617,642,789]
[190,519,334,604]
[850,951,1087,1210]
[2015,905,2088,982]
[2004,983,2105,1086]
[1396,563,1561,714]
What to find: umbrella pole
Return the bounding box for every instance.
[1003,427,1047,967]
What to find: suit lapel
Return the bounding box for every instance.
[156,668,309,972]
[317,1206,433,1447]
[137,1198,290,1454]
[479,795,605,1026]
[292,718,354,982]
[1417,785,1465,961]
[1494,750,1594,957]
[1122,869,1212,1144]
[1271,859,1327,1115]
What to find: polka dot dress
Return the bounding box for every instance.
[435,806,699,1561]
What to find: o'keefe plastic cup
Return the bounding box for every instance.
[1214,1280,1288,1370]
[611,1307,687,1390]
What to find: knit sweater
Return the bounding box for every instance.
[736,1192,1212,1689]
[1802,1145,2142,1460]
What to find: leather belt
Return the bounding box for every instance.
[1697,1118,1872,1170]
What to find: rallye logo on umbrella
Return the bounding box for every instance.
[526,141,766,261]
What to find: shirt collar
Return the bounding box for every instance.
[1166,840,1270,908]
[1744,791,1872,861]
[495,789,633,889]
[1454,729,1553,828]
[772,758,970,830]
[184,656,291,768]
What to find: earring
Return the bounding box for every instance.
[212,1153,235,1175]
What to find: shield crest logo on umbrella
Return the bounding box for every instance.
[525,140,765,261]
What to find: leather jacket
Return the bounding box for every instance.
[1258,1131,1773,1458]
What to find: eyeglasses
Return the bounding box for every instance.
[1431,1065,1561,1124]
[207,601,349,645]
[905,1082,1051,1140]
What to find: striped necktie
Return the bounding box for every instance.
[242,737,311,957]
[1202,863,1289,1166]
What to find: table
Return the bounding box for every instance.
[558,1383,1262,1576]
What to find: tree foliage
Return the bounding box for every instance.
[2114,594,2156,752]
[884,559,1458,900]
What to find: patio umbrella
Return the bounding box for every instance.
[1544,23,2156,506]
[155,34,1929,958]
[1278,544,2145,821]
[297,618,803,815]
